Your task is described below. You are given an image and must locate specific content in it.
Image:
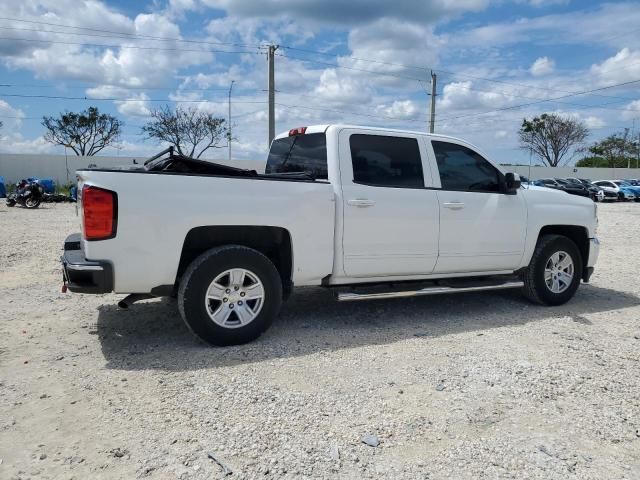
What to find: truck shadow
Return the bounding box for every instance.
[97,283,640,371]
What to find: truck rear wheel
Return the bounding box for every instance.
[521,234,582,306]
[178,245,282,346]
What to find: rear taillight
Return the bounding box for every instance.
[288,126,307,136]
[82,185,117,241]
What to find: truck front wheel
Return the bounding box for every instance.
[178,245,283,346]
[521,234,582,306]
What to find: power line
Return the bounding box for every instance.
[0,16,261,49]
[0,82,259,94]
[276,52,423,82]
[437,78,640,122]
[0,35,260,55]
[0,93,267,104]
[279,51,640,109]
[3,25,638,108]
[280,44,640,102]
[439,83,638,113]
[3,15,638,104]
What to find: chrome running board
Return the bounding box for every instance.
[337,280,524,302]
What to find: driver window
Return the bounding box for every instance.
[432,141,501,192]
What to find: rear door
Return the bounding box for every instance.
[427,140,527,273]
[338,129,439,278]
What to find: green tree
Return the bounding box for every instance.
[575,156,628,168]
[519,113,589,167]
[578,133,639,169]
[141,105,228,159]
[42,107,122,156]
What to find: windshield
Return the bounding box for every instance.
[266,133,327,179]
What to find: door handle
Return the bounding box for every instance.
[443,202,465,210]
[347,198,376,207]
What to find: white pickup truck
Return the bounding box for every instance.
[62,124,599,345]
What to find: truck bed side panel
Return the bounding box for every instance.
[78,171,335,292]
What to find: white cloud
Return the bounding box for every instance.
[0,136,57,154]
[439,80,514,112]
[345,18,441,81]
[522,0,570,6]
[116,94,152,118]
[622,100,640,121]
[583,116,606,129]
[445,3,640,51]
[376,100,420,120]
[530,56,555,76]
[314,69,372,105]
[1,6,212,90]
[590,48,640,86]
[494,130,508,138]
[0,100,25,132]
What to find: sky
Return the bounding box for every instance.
[0,0,639,165]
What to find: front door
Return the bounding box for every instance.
[428,140,527,273]
[339,130,439,278]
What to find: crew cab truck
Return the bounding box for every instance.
[62,125,599,346]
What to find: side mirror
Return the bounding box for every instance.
[504,172,521,194]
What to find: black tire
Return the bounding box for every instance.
[178,245,282,346]
[6,198,16,207]
[25,198,41,209]
[521,234,582,306]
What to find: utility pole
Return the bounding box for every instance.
[429,71,437,134]
[633,119,639,170]
[623,128,630,169]
[636,132,640,170]
[228,79,234,162]
[267,44,278,148]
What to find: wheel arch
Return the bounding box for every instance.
[537,225,589,279]
[176,225,293,297]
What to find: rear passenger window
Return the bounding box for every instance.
[266,133,327,179]
[432,141,501,192]
[349,134,424,188]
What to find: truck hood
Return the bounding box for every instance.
[523,184,592,205]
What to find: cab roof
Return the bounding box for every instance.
[273,124,467,144]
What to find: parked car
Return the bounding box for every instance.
[534,178,565,190]
[575,178,616,201]
[623,179,640,186]
[554,178,592,200]
[592,180,637,201]
[613,180,640,201]
[61,125,600,346]
[564,178,604,202]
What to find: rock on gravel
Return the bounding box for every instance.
[361,434,379,447]
[1,202,640,479]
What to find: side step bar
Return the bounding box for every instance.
[337,280,524,302]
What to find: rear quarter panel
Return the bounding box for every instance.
[77,171,335,292]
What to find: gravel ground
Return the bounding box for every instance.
[0,201,639,480]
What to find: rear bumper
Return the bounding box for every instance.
[61,233,113,294]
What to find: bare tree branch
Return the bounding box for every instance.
[519,113,588,167]
[41,107,122,156]
[141,105,228,159]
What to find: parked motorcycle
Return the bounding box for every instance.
[6,179,44,209]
